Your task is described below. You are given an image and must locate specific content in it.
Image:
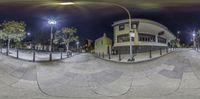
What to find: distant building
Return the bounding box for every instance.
[82,39,94,52]
[112,19,176,54]
[195,30,200,48]
[95,33,112,55]
[176,38,181,48]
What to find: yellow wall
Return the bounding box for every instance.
[95,35,112,55]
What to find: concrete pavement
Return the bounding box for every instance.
[0,48,200,99]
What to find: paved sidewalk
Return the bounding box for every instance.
[98,48,174,63]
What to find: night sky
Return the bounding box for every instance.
[0,0,200,44]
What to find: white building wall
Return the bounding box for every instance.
[113,20,174,47]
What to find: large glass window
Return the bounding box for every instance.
[158,37,166,43]
[117,34,134,43]
[139,33,155,42]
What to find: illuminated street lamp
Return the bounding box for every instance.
[59,2,75,5]
[176,30,181,39]
[27,32,31,36]
[76,41,80,51]
[177,31,180,34]
[57,2,136,61]
[193,31,196,48]
[48,19,57,61]
[193,33,196,37]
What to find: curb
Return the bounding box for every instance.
[94,51,175,64]
[0,52,79,63]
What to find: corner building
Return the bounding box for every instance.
[112,19,176,54]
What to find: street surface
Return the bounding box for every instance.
[0,48,200,99]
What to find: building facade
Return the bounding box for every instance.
[112,19,175,54]
[95,33,112,55]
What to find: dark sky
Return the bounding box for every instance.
[0,0,200,44]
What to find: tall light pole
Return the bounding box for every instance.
[193,31,196,48]
[56,1,137,61]
[177,31,180,38]
[48,19,57,61]
[27,32,31,49]
[76,41,80,52]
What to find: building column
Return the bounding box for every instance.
[133,24,139,45]
[155,35,158,43]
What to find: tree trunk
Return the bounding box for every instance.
[66,43,69,52]
[7,37,10,55]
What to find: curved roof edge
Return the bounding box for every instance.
[112,18,176,39]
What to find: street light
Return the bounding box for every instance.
[56,2,136,61]
[59,2,75,5]
[177,31,180,34]
[193,33,196,37]
[177,30,180,38]
[76,41,80,52]
[27,32,31,36]
[192,31,196,48]
[48,19,57,61]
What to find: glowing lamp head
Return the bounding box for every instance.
[59,2,75,5]
[48,19,57,25]
[76,41,80,45]
[177,31,180,34]
[27,32,31,36]
[193,33,196,37]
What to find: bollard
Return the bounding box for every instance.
[17,49,19,59]
[33,50,35,62]
[108,52,111,59]
[60,52,63,59]
[70,52,72,57]
[160,48,162,55]
[119,52,121,61]
[49,53,52,61]
[6,47,8,56]
[149,48,152,58]
[98,52,100,57]
[166,47,168,53]
[102,52,104,58]
[67,52,69,58]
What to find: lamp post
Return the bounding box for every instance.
[76,41,80,52]
[56,1,137,61]
[177,30,180,35]
[177,30,180,39]
[193,31,196,48]
[48,19,57,61]
[27,32,31,36]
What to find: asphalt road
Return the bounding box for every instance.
[0,48,200,99]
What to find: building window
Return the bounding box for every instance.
[117,34,134,43]
[131,24,137,29]
[119,24,125,31]
[158,37,166,44]
[139,33,155,42]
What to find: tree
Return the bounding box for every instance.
[0,30,7,50]
[170,39,177,48]
[54,27,78,52]
[1,21,26,55]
